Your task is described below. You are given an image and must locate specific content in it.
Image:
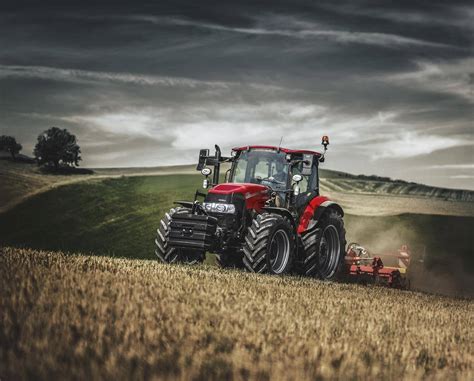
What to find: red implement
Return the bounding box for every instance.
[344,243,409,289]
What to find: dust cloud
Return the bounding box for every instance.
[344,214,474,298]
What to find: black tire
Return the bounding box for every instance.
[216,250,244,269]
[300,210,346,279]
[243,213,295,274]
[154,207,205,265]
[391,271,403,289]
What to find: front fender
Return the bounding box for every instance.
[297,196,344,234]
[174,201,194,209]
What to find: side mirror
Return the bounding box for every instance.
[292,174,302,182]
[196,149,209,171]
[292,174,302,196]
[301,154,313,176]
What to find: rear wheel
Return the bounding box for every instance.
[154,207,205,264]
[301,210,346,279]
[243,213,295,274]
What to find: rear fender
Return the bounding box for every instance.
[297,196,344,235]
[262,207,296,228]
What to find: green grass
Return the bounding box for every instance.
[0,174,473,273]
[0,175,201,259]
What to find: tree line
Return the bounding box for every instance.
[0,127,81,169]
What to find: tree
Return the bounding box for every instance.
[0,135,22,159]
[34,127,81,169]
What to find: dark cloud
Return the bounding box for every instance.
[0,1,473,189]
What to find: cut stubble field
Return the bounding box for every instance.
[1,247,472,381]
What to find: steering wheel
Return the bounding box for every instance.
[258,176,284,185]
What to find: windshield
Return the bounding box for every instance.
[231,150,288,191]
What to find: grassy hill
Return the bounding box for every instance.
[0,159,96,213]
[0,175,199,258]
[0,160,196,213]
[1,247,472,381]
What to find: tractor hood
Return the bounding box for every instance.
[208,183,269,210]
[209,183,268,198]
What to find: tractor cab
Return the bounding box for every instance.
[196,144,323,209]
[227,146,321,211]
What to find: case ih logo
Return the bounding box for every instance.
[245,190,267,199]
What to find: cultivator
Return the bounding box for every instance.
[344,243,412,289]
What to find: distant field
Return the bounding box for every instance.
[0,160,67,212]
[0,174,472,296]
[0,160,197,213]
[1,247,472,381]
[320,169,474,202]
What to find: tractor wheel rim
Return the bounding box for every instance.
[318,225,340,278]
[269,229,290,273]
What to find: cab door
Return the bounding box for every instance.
[292,156,319,213]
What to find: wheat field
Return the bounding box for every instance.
[1,247,472,381]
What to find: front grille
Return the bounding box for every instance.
[210,213,237,231]
[204,193,244,233]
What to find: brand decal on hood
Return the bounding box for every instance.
[245,190,268,199]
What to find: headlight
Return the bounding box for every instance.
[203,202,236,214]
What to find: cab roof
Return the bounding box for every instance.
[232,145,321,157]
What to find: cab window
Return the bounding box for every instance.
[233,156,248,183]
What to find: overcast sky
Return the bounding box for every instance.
[0,1,473,189]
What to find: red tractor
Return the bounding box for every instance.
[155,137,346,279]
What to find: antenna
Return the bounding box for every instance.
[278,136,283,152]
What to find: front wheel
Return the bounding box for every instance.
[243,213,295,274]
[300,210,346,280]
[154,207,205,265]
